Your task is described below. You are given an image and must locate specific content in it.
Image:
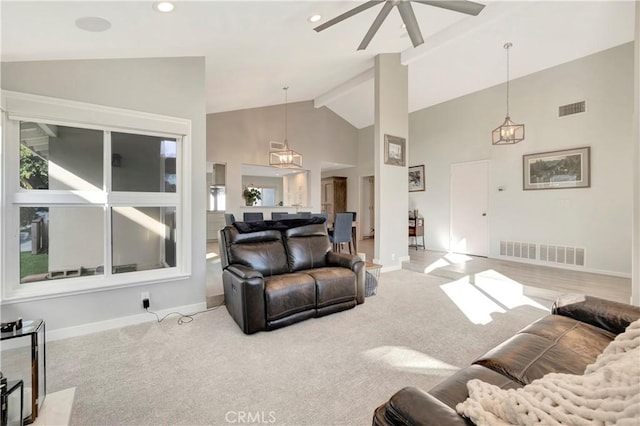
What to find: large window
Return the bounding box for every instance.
[2,91,191,301]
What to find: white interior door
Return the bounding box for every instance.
[450,160,489,256]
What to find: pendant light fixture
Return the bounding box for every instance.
[270,86,303,168]
[492,42,525,145]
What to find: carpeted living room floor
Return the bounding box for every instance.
[43,268,552,425]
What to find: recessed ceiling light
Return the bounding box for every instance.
[308,14,322,23]
[153,2,175,13]
[75,17,112,32]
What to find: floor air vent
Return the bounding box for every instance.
[558,100,586,118]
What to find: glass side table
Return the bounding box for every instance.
[0,320,45,425]
[1,379,24,426]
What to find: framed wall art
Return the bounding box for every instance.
[409,165,425,192]
[523,146,590,190]
[384,134,406,167]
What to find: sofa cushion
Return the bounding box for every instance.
[264,273,316,321]
[283,224,331,272]
[223,227,289,276]
[429,365,522,410]
[304,267,356,308]
[473,315,614,385]
[519,314,615,351]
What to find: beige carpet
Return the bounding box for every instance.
[44,269,551,425]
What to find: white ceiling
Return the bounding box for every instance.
[1,1,635,129]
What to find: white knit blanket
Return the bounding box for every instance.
[456,319,640,425]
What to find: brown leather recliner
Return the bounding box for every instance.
[372,295,640,425]
[218,218,365,334]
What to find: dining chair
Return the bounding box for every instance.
[329,212,354,254]
[243,212,264,222]
[224,213,236,225]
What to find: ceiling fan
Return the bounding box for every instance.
[314,0,486,51]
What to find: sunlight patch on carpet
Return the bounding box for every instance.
[362,346,460,376]
[474,269,548,311]
[33,387,75,426]
[441,277,505,325]
[440,272,549,325]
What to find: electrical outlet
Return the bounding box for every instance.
[141,292,150,310]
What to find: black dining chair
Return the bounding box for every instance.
[330,212,354,254]
[243,212,264,222]
[224,213,236,225]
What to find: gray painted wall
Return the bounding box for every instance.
[407,43,634,276]
[1,56,207,331]
[207,100,358,219]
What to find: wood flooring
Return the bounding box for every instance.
[357,238,631,304]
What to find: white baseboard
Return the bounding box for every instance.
[47,302,207,342]
[380,264,403,273]
[492,255,631,279]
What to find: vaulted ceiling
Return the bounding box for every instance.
[1,1,635,129]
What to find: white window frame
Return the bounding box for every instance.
[1,91,192,303]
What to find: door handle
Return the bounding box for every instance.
[482,213,487,216]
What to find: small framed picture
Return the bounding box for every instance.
[384,134,406,167]
[523,146,590,190]
[409,165,425,192]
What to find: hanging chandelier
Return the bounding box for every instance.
[270,86,303,168]
[492,42,525,145]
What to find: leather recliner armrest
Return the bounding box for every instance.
[552,294,640,335]
[226,264,263,280]
[373,387,469,426]
[222,264,266,334]
[326,251,362,269]
[326,252,365,304]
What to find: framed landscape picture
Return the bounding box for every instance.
[523,146,590,190]
[384,134,406,166]
[409,165,425,192]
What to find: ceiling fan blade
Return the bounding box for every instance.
[357,1,395,50]
[413,0,486,16]
[314,0,385,32]
[397,2,424,48]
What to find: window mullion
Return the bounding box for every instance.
[104,131,113,278]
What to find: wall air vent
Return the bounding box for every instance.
[539,244,585,267]
[500,240,585,267]
[500,241,537,260]
[558,100,586,118]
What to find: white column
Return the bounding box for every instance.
[373,53,409,268]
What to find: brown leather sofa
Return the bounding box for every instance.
[373,294,640,425]
[218,218,365,334]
